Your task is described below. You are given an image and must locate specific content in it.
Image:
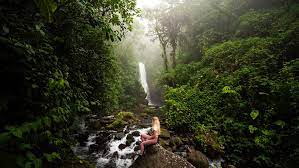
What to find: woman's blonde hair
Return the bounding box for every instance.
[152,116,160,135]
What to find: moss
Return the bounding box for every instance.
[107,112,137,129]
[144,107,155,114]
[160,128,171,138]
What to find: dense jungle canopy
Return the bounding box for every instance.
[0,0,298,168]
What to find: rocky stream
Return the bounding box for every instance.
[72,108,224,168]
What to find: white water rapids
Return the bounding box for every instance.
[73,126,151,168]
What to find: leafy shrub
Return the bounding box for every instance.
[162,19,299,167]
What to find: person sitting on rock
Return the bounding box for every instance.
[140,116,160,155]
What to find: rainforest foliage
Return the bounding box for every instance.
[0,0,142,167]
[159,0,299,167]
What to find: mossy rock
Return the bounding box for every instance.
[107,112,137,129]
[194,130,224,159]
[159,139,170,148]
[160,128,171,139]
[170,137,183,147]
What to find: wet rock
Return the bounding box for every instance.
[126,134,134,146]
[131,144,195,168]
[95,132,111,148]
[118,143,126,150]
[135,141,141,146]
[132,131,140,137]
[89,144,99,153]
[77,132,89,146]
[106,160,117,168]
[121,153,134,159]
[134,145,140,151]
[186,147,209,168]
[112,151,119,159]
[124,128,130,134]
[115,132,125,140]
[160,128,171,139]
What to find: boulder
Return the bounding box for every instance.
[131,144,195,168]
[186,147,209,168]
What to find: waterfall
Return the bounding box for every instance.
[138,62,153,106]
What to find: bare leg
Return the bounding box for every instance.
[140,139,158,155]
[140,133,151,142]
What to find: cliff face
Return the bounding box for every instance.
[131,144,195,168]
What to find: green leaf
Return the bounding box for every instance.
[11,129,22,138]
[44,152,61,162]
[250,110,259,120]
[274,120,286,128]
[248,125,257,134]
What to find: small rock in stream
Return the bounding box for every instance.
[126,134,134,146]
[131,130,140,137]
[134,145,140,151]
[89,144,99,153]
[135,140,141,146]
[115,132,125,140]
[118,143,126,150]
[112,151,119,159]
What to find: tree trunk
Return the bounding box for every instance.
[162,44,168,71]
[171,44,176,68]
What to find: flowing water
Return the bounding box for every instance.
[73,126,151,168]
[138,62,154,106]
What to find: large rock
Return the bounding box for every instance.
[186,147,209,168]
[131,144,195,168]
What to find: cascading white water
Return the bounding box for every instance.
[138,62,153,106]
